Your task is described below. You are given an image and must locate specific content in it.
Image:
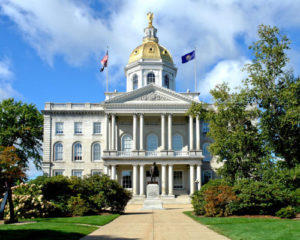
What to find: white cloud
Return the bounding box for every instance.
[0,58,20,100]
[1,0,300,91]
[200,58,250,101]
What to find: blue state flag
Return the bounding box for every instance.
[181,50,195,63]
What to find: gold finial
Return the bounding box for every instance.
[147,12,154,27]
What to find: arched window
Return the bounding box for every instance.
[172,134,183,151]
[122,134,133,152]
[92,143,101,161]
[54,142,63,161]
[203,143,211,161]
[133,74,138,90]
[73,142,82,161]
[147,134,158,151]
[147,72,155,85]
[164,75,170,88]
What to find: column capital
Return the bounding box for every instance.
[139,113,144,116]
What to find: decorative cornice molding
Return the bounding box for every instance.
[42,110,104,115]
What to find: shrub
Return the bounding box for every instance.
[6,183,55,219]
[204,185,237,217]
[29,174,132,216]
[191,179,235,216]
[82,175,132,213]
[233,179,296,215]
[30,175,74,216]
[68,194,94,216]
[276,206,296,219]
[191,190,206,216]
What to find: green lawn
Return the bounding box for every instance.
[0,214,119,240]
[184,211,300,240]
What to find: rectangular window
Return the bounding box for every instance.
[56,122,64,134]
[72,170,83,178]
[53,170,64,176]
[203,170,212,185]
[173,171,183,189]
[91,170,102,176]
[122,170,132,188]
[93,122,101,134]
[203,122,209,134]
[74,122,82,134]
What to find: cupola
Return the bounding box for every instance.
[125,13,177,92]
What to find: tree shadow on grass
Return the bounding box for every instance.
[0,229,85,240]
[0,229,139,240]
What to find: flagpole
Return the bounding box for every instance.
[194,47,197,92]
[106,46,109,93]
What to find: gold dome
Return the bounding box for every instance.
[128,13,173,64]
[128,41,173,64]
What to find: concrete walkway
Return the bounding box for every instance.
[81,204,229,240]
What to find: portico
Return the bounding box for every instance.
[102,86,204,197]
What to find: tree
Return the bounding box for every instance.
[245,25,300,167]
[0,146,25,221]
[187,25,300,181]
[187,84,269,182]
[0,98,43,169]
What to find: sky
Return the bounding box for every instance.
[1,0,300,179]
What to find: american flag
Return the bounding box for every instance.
[100,51,108,72]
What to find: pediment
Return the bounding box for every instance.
[105,84,196,104]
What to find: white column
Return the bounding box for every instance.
[161,114,166,150]
[108,116,111,150]
[161,164,167,195]
[111,165,116,180]
[168,114,172,150]
[133,165,138,195]
[133,114,137,151]
[106,165,111,176]
[139,114,144,150]
[105,114,109,150]
[197,165,201,190]
[116,120,119,151]
[196,115,200,150]
[168,165,173,196]
[190,165,195,195]
[111,114,116,150]
[104,165,108,175]
[189,115,194,150]
[139,165,145,196]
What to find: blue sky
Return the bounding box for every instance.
[1,0,300,178]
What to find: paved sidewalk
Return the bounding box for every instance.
[81,204,229,240]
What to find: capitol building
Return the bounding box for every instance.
[42,14,220,198]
